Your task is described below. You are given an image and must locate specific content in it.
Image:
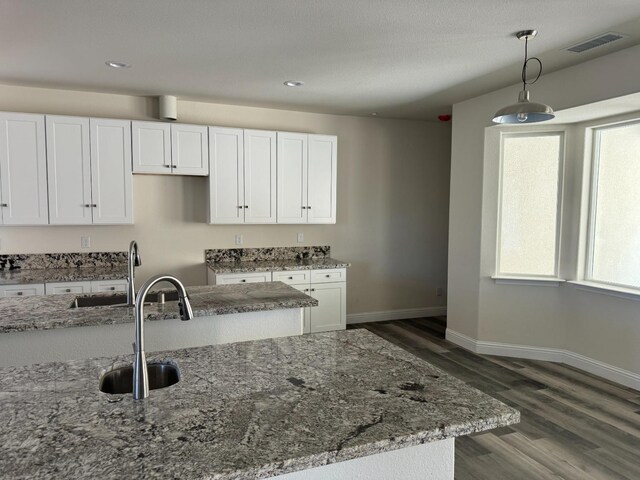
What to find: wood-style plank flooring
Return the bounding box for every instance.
[348,317,640,479]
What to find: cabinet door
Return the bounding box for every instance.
[46,116,93,225]
[90,119,133,224]
[0,113,48,225]
[208,127,245,224]
[308,134,337,224]
[0,283,45,297]
[131,121,171,174]
[45,281,91,295]
[277,132,308,224]
[308,282,346,333]
[244,129,276,223]
[171,124,209,175]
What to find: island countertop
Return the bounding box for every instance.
[0,282,318,334]
[0,329,519,479]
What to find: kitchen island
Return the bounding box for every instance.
[0,329,519,479]
[0,282,317,367]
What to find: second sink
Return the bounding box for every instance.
[99,362,180,394]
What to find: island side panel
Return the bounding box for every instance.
[269,438,454,480]
[0,308,304,367]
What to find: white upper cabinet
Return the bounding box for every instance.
[244,129,276,223]
[171,123,209,175]
[47,115,132,225]
[46,116,93,225]
[89,119,133,224]
[277,132,308,224]
[0,113,48,225]
[131,121,171,173]
[209,127,244,224]
[132,121,208,175]
[307,135,337,224]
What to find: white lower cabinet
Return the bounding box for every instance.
[90,280,128,293]
[211,268,346,333]
[45,281,91,295]
[0,284,45,297]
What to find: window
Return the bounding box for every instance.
[585,120,640,290]
[496,132,564,277]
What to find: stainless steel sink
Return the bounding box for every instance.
[99,362,180,394]
[71,291,179,309]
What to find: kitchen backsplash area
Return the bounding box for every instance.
[0,252,128,271]
[205,246,331,263]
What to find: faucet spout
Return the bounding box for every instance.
[132,274,192,400]
[127,241,141,307]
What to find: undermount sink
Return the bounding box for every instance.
[99,362,180,394]
[70,291,179,309]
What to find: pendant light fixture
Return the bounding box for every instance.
[492,30,555,124]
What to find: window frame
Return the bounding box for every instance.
[495,130,566,279]
[582,118,640,291]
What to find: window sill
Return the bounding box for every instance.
[491,276,565,286]
[567,281,640,301]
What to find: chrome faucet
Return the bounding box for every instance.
[133,274,193,400]
[127,241,142,306]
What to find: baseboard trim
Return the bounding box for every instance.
[347,307,447,325]
[445,329,640,391]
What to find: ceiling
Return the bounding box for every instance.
[2,0,640,120]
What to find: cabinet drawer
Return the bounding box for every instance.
[0,283,45,297]
[215,272,272,285]
[45,281,91,295]
[272,270,311,285]
[310,268,347,284]
[91,280,128,293]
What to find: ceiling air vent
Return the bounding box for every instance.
[566,32,626,53]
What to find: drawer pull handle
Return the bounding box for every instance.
[17,291,23,296]
[288,276,293,280]
[238,206,243,209]
[301,206,307,209]
[244,205,249,208]
[84,204,91,207]
[307,206,311,209]
[108,287,115,290]
[326,274,331,277]
[0,203,7,207]
[240,279,246,283]
[65,289,71,293]
[165,165,172,168]
[311,288,316,292]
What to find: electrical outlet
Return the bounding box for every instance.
[81,236,91,249]
[436,287,443,297]
[297,232,304,243]
[234,234,243,245]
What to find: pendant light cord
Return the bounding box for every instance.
[521,36,543,91]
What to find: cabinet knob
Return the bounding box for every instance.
[91,204,97,208]
[0,203,7,207]
[240,279,246,283]
[165,165,172,168]
[238,206,244,209]
[65,289,71,293]
[301,206,307,209]
[288,276,293,280]
[16,291,23,296]
[108,287,115,290]
[84,204,91,207]
[244,205,248,208]
[311,288,316,292]
[326,274,330,278]
[307,206,311,209]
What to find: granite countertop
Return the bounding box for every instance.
[208,257,351,274]
[0,329,519,479]
[0,282,318,334]
[0,266,128,286]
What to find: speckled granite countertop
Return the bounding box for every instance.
[0,265,128,286]
[208,257,351,274]
[0,329,519,479]
[0,282,317,334]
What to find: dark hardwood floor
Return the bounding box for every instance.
[348,317,640,480]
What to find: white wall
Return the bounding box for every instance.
[0,84,451,316]
[449,44,640,375]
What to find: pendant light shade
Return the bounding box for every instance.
[493,30,554,124]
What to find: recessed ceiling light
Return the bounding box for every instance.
[284,80,304,87]
[105,60,131,69]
